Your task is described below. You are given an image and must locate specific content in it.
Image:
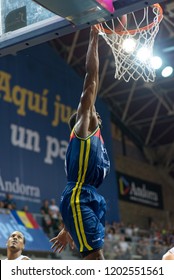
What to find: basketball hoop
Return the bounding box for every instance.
[95,4,163,82]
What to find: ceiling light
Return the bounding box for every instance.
[150,56,163,70]
[161,66,173,78]
[122,38,136,53]
[137,47,151,62]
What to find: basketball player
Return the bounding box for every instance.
[50,26,110,260]
[162,247,174,260]
[5,231,31,260]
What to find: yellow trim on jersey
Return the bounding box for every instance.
[70,142,85,251]
[70,139,93,252]
[76,139,92,251]
[74,125,99,140]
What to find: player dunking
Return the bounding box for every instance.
[50,26,110,260]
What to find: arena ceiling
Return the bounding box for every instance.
[50,0,174,177]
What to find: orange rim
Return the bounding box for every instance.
[95,4,163,35]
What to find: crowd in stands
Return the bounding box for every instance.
[104,221,174,259]
[0,194,63,240]
[0,193,174,259]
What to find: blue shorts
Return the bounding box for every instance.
[60,183,106,253]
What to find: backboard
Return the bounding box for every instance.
[0,0,164,57]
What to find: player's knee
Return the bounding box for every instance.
[83,249,104,260]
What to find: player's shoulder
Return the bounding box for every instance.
[162,251,174,260]
[21,256,31,260]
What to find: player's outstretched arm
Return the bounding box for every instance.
[75,26,99,137]
[80,26,99,110]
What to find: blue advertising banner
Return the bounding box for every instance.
[0,42,119,223]
[0,209,50,251]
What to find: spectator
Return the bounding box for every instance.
[40,199,53,237]
[0,200,5,209]
[151,240,163,260]
[22,205,29,212]
[118,235,131,259]
[135,239,149,259]
[49,199,61,235]
[125,223,133,242]
[3,193,16,210]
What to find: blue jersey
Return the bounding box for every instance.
[61,126,110,253]
[65,126,110,188]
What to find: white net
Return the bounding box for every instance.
[96,4,163,82]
